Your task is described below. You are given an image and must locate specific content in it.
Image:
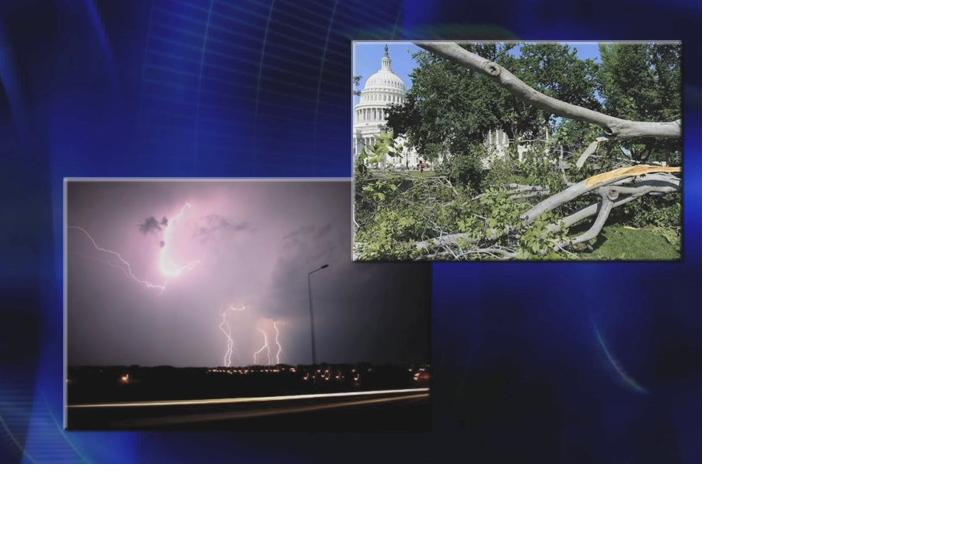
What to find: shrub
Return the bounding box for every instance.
[438,147,485,191]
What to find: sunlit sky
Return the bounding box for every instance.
[353,41,603,107]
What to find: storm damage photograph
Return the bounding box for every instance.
[352,41,682,262]
[65,180,431,430]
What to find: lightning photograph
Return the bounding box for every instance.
[65,180,431,430]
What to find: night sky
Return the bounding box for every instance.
[66,180,429,368]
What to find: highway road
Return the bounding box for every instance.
[67,387,430,430]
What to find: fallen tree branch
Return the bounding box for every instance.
[547,175,680,235]
[509,191,551,200]
[503,183,549,191]
[412,171,681,253]
[570,196,614,245]
[522,165,680,222]
[470,184,551,201]
[414,42,681,139]
[576,137,608,169]
[415,232,470,250]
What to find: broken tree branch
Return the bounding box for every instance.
[575,137,608,169]
[414,42,681,139]
[571,196,614,245]
[522,164,680,222]
[547,174,680,237]
[413,171,681,253]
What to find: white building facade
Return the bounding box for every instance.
[354,46,420,169]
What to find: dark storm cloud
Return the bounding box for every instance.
[67,180,430,369]
[137,215,167,234]
[261,222,338,320]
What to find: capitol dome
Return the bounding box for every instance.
[354,45,420,168]
[362,51,405,95]
[356,46,406,130]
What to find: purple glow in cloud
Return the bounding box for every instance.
[67,180,430,368]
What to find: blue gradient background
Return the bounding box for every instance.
[0,0,700,463]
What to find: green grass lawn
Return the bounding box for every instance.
[577,226,681,261]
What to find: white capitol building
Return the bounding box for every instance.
[353,46,421,168]
[354,45,520,169]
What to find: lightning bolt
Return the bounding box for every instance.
[159,203,200,278]
[68,226,168,291]
[253,328,270,365]
[68,202,200,293]
[273,320,283,365]
[218,304,247,367]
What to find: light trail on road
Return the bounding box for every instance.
[111,393,430,428]
[67,387,429,409]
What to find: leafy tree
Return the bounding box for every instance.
[599,43,680,121]
[598,43,682,164]
[387,44,516,156]
[437,144,485,190]
[360,132,398,166]
[387,43,600,156]
[511,44,600,134]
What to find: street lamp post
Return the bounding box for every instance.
[307,263,330,367]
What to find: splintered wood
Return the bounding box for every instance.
[585,165,681,188]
